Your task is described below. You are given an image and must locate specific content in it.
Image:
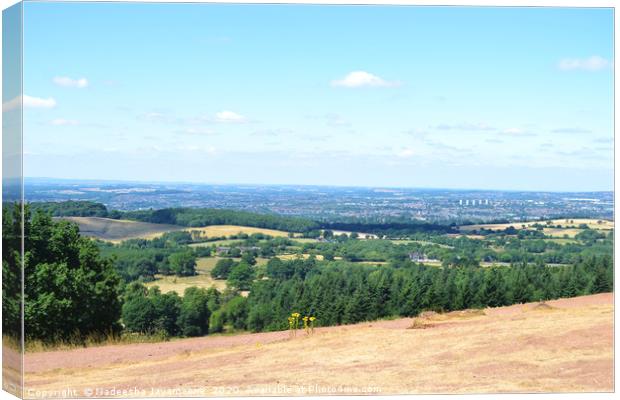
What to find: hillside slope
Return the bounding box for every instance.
[24,293,613,396]
[57,217,183,242]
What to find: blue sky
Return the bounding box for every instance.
[17,3,614,191]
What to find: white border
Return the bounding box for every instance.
[0,1,616,400]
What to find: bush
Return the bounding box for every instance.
[209,310,225,333]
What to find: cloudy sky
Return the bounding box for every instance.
[18,3,613,191]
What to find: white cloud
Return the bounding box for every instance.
[325,113,351,127]
[176,145,217,155]
[551,127,592,134]
[331,71,400,88]
[397,148,416,158]
[141,112,169,122]
[435,122,495,131]
[215,110,246,123]
[500,127,537,137]
[180,127,217,135]
[252,128,293,137]
[50,118,79,126]
[558,56,612,71]
[53,76,89,88]
[3,95,57,112]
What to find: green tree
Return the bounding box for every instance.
[178,287,211,336]
[211,258,235,279]
[168,251,196,276]
[121,284,158,334]
[228,262,255,290]
[23,209,122,342]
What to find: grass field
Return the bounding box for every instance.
[390,239,454,248]
[144,257,269,295]
[542,227,583,238]
[543,238,579,245]
[23,293,613,395]
[178,225,291,239]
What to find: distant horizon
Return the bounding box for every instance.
[23,176,614,194]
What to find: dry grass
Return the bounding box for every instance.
[276,253,326,261]
[144,257,269,295]
[542,227,582,238]
[172,225,291,240]
[23,294,613,396]
[460,218,613,233]
[529,301,556,312]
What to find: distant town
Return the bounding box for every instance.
[24,178,613,224]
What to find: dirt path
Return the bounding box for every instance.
[24,293,614,396]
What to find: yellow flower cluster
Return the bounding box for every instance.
[288,312,317,337]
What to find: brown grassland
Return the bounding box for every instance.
[22,293,613,396]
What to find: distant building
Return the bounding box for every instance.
[409,252,427,262]
[216,245,260,256]
[216,246,231,256]
[239,246,261,254]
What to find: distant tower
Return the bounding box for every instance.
[465,200,469,206]
[485,199,489,205]
[459,199,463,206]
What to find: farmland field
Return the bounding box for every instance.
[23,293,613,395]
[144,257,269,294]
[182,225,292,239]
[460,218,614,232]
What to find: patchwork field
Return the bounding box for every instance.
[60,217,292,242]
[23,293,613,396]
